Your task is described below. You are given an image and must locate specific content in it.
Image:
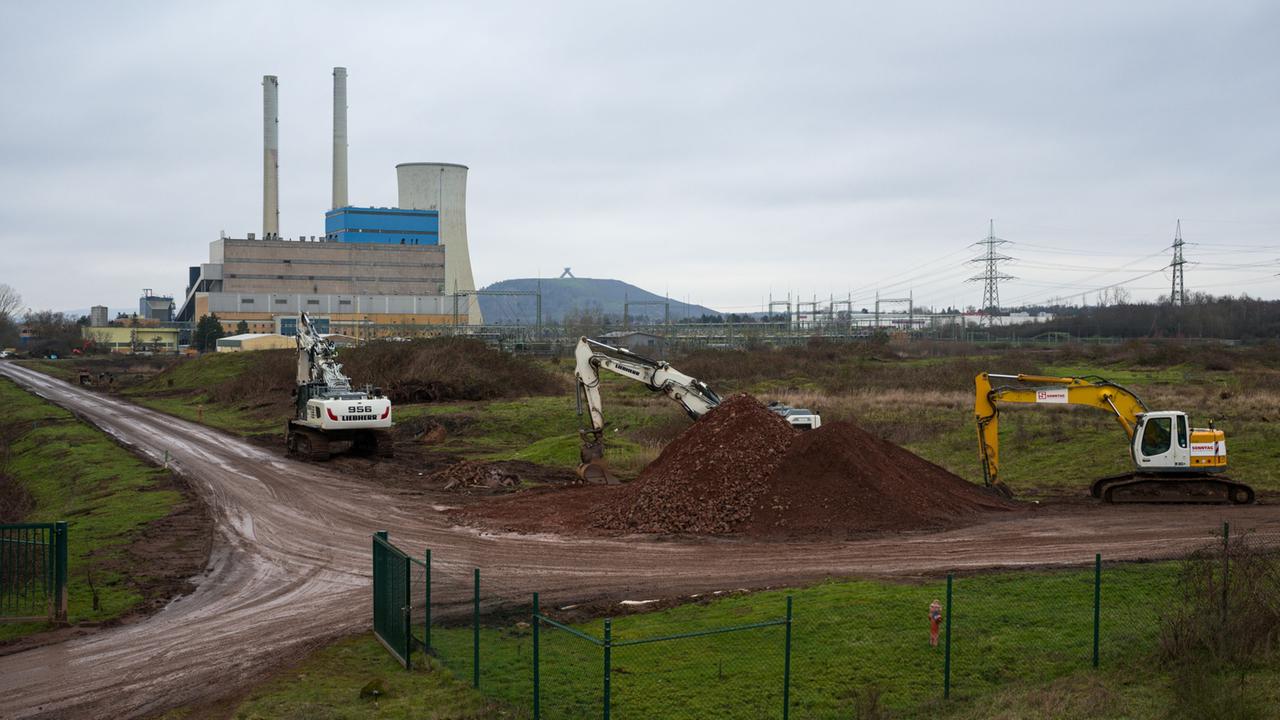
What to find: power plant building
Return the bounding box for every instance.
[175,67,480,339]
[139,291,174,322]
[177,236,451,334]
[324,206,439,245]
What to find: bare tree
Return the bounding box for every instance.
[0,284,20,321]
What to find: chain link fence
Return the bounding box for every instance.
[373,522,1280,718]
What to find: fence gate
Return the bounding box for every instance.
[1,522,68,623]
[372,531,412,668]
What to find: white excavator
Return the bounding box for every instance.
[286,312,393,461]
[574,336,820,482]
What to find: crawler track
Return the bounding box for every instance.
[1,361,1277,718]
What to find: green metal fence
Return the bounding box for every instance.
[0,521,67,623]
[532,592,793,719]
[371,530,411,668]
[371,522,1277,718]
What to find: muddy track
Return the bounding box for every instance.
[1,361,1277,718]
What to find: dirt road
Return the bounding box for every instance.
[1,361,1276,718]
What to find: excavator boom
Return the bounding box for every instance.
[574,337,721,483]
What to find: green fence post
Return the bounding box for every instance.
[783,595,793,720]
[1092,553,1101,668]
[533,592,541,720]
[944,574,953,700]
[403,548,412,672]
[1222,521,1230,622]
[603,618,612,720]
[54,521,68,622]
[473,567,481,689]
[374,530,387,634]
[430,545,435,653]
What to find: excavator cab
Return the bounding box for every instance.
[1132,411,1189,471]
[1132,410,1228,474]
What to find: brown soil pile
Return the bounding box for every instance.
[589,395,1015,537]
[593,395,796,533]
[744,421,1016,537]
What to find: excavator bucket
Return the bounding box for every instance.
[578,431,621,485]
[989,479,1014,500]
[577,458,620,484]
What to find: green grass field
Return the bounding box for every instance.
[0,377,184,641]
[425,564,1178,719]
[222,562,1280,719]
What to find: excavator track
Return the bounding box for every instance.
[1090,472,1254,505]
[286,423,332,462]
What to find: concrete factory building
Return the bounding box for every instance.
[177,236,451,335]
[176,67,481,337]
[139,291,174,322]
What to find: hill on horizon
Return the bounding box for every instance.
[476,278,719,326]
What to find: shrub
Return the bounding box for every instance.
[1159,529,1280,667]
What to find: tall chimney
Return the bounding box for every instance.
[262,75,279,239]
[332,67,348,209]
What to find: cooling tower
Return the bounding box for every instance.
[396,163,482,324]
[262,75,279,238]
[332,67,348,209]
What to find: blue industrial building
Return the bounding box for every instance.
[324,206,439,245]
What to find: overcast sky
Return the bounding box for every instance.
[2,1,1278,315]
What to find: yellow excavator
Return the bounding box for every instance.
[975,372,1254,504]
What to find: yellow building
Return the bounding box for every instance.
[83,326,180,354]
[215,333,296,352]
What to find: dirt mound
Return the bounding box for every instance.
[430,460,520,493]
[589,397,1016,537]
[461,395,1016,538]
[744,421,1016,537]
[593,395,796,534]
[428,460,577,495]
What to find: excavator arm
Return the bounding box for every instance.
[296,312,351,392]
[974,373,1148,495]
[574,337,722,482]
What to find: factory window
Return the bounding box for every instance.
[275,298,288,305]
[307,299,320,306]
[241,298,254,305]
[339,299,352,306]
